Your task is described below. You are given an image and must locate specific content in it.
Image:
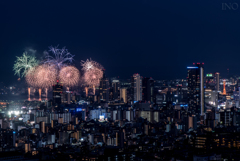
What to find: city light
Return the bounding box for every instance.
[76,108,82,112]
[8,111,21,116]
[187,67,198,69]
[3,1,240,160]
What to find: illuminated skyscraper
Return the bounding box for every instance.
[215,72,220,92]
[112,79,120,100]
[99,69,109,102]
[187,63,205,118]
[131,74,142,102]
[205,73,215,90]
[53,80,63,105]
[120,88,127,103]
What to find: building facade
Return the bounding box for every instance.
[131,74,142,102]
[53,80,63,105]
[99,70,109,102]
[187,63,205,118]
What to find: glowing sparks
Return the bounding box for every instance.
[44,46,74,70]
[14,46,107,94]
[34,64,58,90]
[81,59,104,87]
[84,68,103,87]
[59,66,80,88]
[13,52,38,77]
[81,59,94,71]
[81,58,103,72]
[25,68,37,87]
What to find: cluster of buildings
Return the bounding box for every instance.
[1,63,240,160]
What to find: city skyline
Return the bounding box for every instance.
[2,1,240,160]
[1,1,240,84]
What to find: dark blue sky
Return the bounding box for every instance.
[1,0,240,85]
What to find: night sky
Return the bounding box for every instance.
[1,0,240,85]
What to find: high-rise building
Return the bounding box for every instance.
[40,121,45,133]
[120,88,127,103]
[99,69,109,102]
[53,80,63,105]
[219,108,236,126]
[215,72,220,92]
[131,74,142,102]
[112,79,120,100]
[0,129,15,147]
[187,63,205,118]
[142,77,154,102]
[176,86,188,103]
[205,73,215,90]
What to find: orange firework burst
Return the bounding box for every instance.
[81,59,104,87]
[59,66,80,88]
[83,68,103,87]
[34,64,57,89]
[26,68,37,87]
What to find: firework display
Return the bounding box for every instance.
[81,58,103,72]
[83,68,103,87]
[59,66,80,88]
[44,46,74,70]
[13,52,38,77]
[13,46,104,100]
[81,59,104,87]
[25,68,37,87]
[34,64,58,89]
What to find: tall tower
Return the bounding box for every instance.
[215,72,220,92]
[53,80,63,105]
[223,79,226,95]
[112,79,120,100]
[142,77,154,102]
[131,74,142,102]
[99,69,109,102]
[187,63,205,118]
